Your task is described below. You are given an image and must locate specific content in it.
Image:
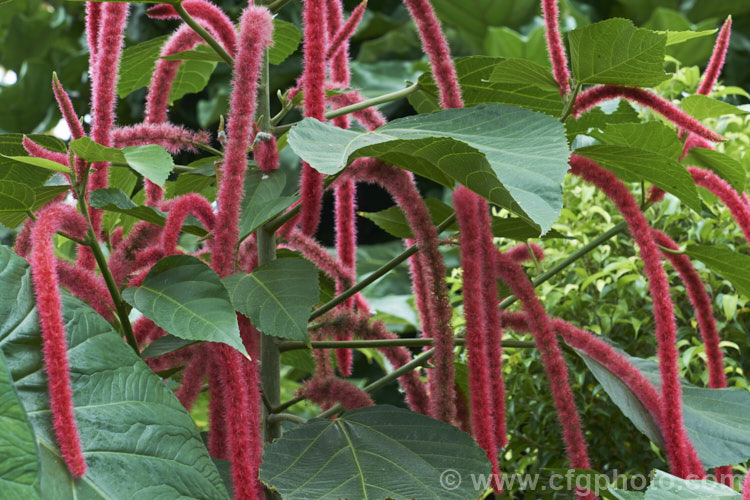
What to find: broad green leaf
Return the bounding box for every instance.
[260,405,491,500]
[487,58,558,91]
[608,490,645,500]
[568,18,668,86]
[410,56,563,116]
[222,258,319,342]
[141,334,199,359]
[168,60,218,105]
[359,199,456,239]
[270,19,302,65]
[575,145,701,212]
[0,346,40,499]
[0,155,69,173]
[89,188,209,236]
[121,145,174,187]
[0,185,70,229]
[680,95,749,120]
[0,135,65,188]
[483,26,550,68]
[644,470,740,499]
[0,247,229,499]
[682,148,745,192]
[491,217,566,240]
[280,350,316,374]
[123,255,247,357]
[117,35,170,99]
[591,122,684,160]
[565,100,640,140]
[289,103,570,233]
[574,343,750,468]
[431,0,537,48]
[662,29,717,46]
[69,137,125,164]
[160,45,224,63]
[686,245,750,299]
[0,181,35,212]
[238,170,295,239]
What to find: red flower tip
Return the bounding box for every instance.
[697,17,732,96]
[506,242,545,264]
[541,0,571,95]
[22,136,69,167]
[326,0,367,62]
[302,375,374,411]
[688,166,750,245]
[146,0,237,56]
[162,193,215,255]
[52,73,86,140]
[253,132,280,173]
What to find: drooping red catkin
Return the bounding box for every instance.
[697,17,732,96]
[574,86,724,143]
[146,0,237,56]
[326,0,357,376]
[328,89,388,131]
[107,222,163,285]
[253,134,279,173]
[22,136,70,167]
[175,354,205,410]
[85,2,102,68]
[541,0,571,95]
[454,187,502,491]
[302,375,374,411]
[506,242,545,264]
[689,166,750,244]
[29,203,89,478]
[56,261,114,321]
[402,0,463,109]
[14,219,34,258]
[570,154,695,478]
[133,316,161,347]
[298,0,328,236]
[743,473,750,500]
[112,123,210,155]
[285,228,355,290]
[325,0,367,63]
[652,230,726,389]
[347,159,455,422]
[161,193,215,255]
[212,6,273,278]
[492,250,593,493]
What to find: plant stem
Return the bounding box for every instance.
[272,82,421,134]
[559,81,582,122]
[278,338,536,352]
[174,3,234,67]
[263,175,339,233]
[309,214,456,321]
[315,220,628,419]
[266,0,293,13]
[267,413,308,425]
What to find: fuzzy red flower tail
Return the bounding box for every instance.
[161,193,216,255]
[570,154,696,478]
[326,0,367,63]
[253,133,280,173]
[697,17,732,96]
[23,136,70,167]
[574,85,724,143]
[112,123,211,155]
[541,0,571,95]
[689,166,750,245]
[29,204,90,478]
[302,375,374,411]
[146,0,237,56]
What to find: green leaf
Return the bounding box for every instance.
[270,19,302,65]
[260,405,491,500]
[483,25,550,68]
[359,199,455,239]
[686,245,750,299]
[122,255,247,357]
[662,29,717,46]
[410,56,564,116]
[0,181,35,212]
[121,145,174,187]
[0,155,69,173]
[0,185,70,229]
[575,145,701,212]
[591,122,684,160]
[682,148,746,192]
[565,100,640,140]
[238,170,295,239]
[169,60,218,105]
[0,247,229,499]
[141,334,199,359]
[160,45,224,63]
[491,217,566,240]
[117,35,169,99]
[680,95,750,120]
[0,345,40,499]
[644,470,740,499]
[222,258,319,342]
[289,103,570,234]
[69,137,125,164]
[574,343,750,468]
[568,18,668,86]
[487,58,559,91]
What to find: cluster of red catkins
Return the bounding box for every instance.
[14,0,750,498]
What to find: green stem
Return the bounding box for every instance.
[266,0,293,13]
[272,82,421,134]
[559,81,582,123]
[309,214,456,321]
[263,175,339,233]
[174,3,234,67]
[278,338,536,352]
[267,413,308,425]
[188,140,225,158]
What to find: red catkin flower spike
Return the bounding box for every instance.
[112,123,211,155]
[253,133,280,173]
[302,375,374,411]
[161,193,215,255]
[22,136,69,167]
[29,203,90,478]
[743,472,750,500]
[402,0,463,109]
[541,0,571,95]
[56,261,114,321]
[689,166,750,245]
[570,154,697,478]
[285,229,355,290]
[52,73,86,140]
[85,2,102,69]
[326,0,367,63]
[107,222,163,286]
[506,242,545,264]
[697,17,732,96]
[454,186,502,492]
[212,6,273,278]
[146,0,237,56]
[574,85,724,143]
